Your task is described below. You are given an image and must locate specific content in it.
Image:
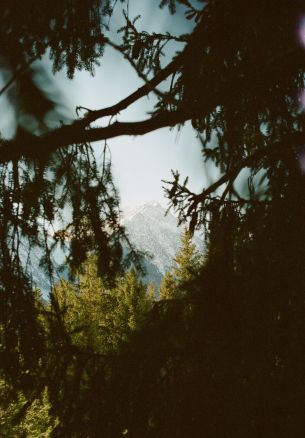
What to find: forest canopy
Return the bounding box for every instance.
[1,0,305,436]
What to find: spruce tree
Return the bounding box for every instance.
[147,281,156,303]
[9,258,153,436]
[173,228,201,285]
[159,228,202,299]
[51,257,151,354]
[159,271,176,300]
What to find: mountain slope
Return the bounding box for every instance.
[123,202,203,286]
[22,202,203,293]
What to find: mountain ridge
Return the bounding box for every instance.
[123,202,204,286]
[25,202,204,293]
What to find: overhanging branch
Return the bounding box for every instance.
[0,54,184,163]
[0,109,192,163]
[75,55,182,128]
[1,43,304,165]
[176,131,305,216]
[105,39,167,100]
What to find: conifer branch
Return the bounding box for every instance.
[105,39,167,99]
[178,132,305,214]
[0,109,191,163]
[77,55,182,126]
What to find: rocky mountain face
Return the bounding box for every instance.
[123,202,204,287]
[25,202,204,293]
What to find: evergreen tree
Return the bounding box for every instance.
[51,257,151,354]
[1,257,153,436]
[0,380,57,437]
[113,269,152,338]
[159,271,176,300]
[46,261,153,436]
[173,228,202,285]
[147,281,156,303]
[159,228,202,299]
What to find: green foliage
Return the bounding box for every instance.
[21,389,58,438]
[0,381,57,437]
[159,228,202,299]
[159,271,176,299]
[173,228,202,283]
[42,259,153,436]
[51,258,152,354]
[147,281,156,302]
[114,270,152,334]
[1,257,153,436]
